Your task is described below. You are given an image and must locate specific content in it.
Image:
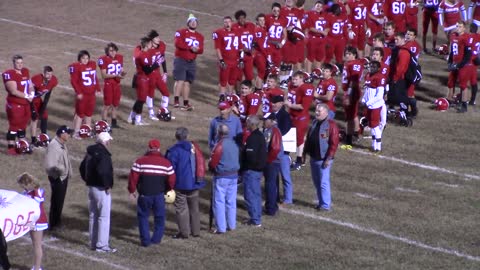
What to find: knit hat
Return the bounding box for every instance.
[187,13,198,24]
[56,125,74,136]
[148,139,161,150]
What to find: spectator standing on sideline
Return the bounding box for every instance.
[166,127,206,239]
[44,125,73,231]
[0,228,10,270]
[241,115,267,227]
[30,66,58,146]
[173,14,205,111]
[303,104,339,211]
[208,124,240,234]
[128,139,176,247]
[208,102,243,150]
[79,132,116,253]
[17,173,48,270]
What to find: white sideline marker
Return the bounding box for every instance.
[282,208,480,262]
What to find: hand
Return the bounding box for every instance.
[275,42,283,49]
[77,93,83,100]
[447,63,458,71]
[162,73,168,82]
[365,28,372,38]
[120,70,127,78]
[348,30,356,40]
[129,193,137,200]
[322,159,331,169]
[219,59,227,70]
[238,59,245,69]
[191,46,199,52]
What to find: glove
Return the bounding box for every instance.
[365,28,372,38]
[238,59,245,69]
[348,30,356,40]
[447,63,458,71]
[219,59,227,70]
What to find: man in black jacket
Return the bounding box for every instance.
[0,228,10,270]
[241,115,267,227]
[80,132,116,253]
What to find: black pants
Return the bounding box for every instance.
[388,79,410,110]
[49,176,69,229]
[0,228,10,270]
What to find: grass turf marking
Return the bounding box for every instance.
[126,0,223,18]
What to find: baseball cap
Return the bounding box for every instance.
[263,112,276,120]
[97,132,113,143]
[148,139,161,149]
[187,13,198,24]
[218,102,231,110]
[56,125,74,136]
[271,95,284,103]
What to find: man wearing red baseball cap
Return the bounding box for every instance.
[207,102,243,150]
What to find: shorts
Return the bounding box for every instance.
[173,57,196,83]
[306,37,326,62]
[33,223,48,231]
[458,65,477,89]
[149,72,170,97]
[75,93,96,118]
[6,102,30,131]
[349,26,366,51]
[135,75,150,102]
[32,97,48,119]
[103,80,122,107]
[291,115,309,147]
[367,107,382,128]
[282,39,305,64]
[422,9,439,35]
[219,60,239,87]
[254,53,267,80]
[270,47,282,67]
[325,37,347,64]
[343,94,360,121]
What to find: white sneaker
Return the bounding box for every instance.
[149,115,159,121]
[96,246,117,253]
[127,117,133,124]
[134,120,150,126]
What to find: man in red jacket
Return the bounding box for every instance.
[388,32,411,117]
[128,139,176,247]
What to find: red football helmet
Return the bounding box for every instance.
[332,64,341,76]
[37,133,50,147]
[288,26,305,42]
[226,94,240,107]
[79,124,92,139]
[16,139,31,154]
[437,44,449,55]
[434,98,449,111]
[310,68,323,80]
[266,64,280,76]
[302,71,313,83]
[94,120,111,134]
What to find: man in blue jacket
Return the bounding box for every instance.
[208,102,243,150]
[166,127,206,239]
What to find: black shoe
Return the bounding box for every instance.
[111,123,120,129]
[172,233,188,239]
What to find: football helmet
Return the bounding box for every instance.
[266,64,279,76]
[302,71,313,83]
[79,124,92,139]
[15,139,31,154]
[225,93,240,107]
[288,26,305,42]
[164,190,176,204]
[434,98,449,111]
[94,120,111,134]
[310,68,323,80]
[437,44,449,55]
[332,64,341,76]
[36,133,50,147]
[158,111,172,122]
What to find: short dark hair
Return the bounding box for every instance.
[43,66,53,73]
[372,47,384,58]
[256,13,266,21]
[395,32,406,38]
[373,33,385,42]
[12,54,23,63]
[292,70,305,78]
[385,21,395,28]
[105,42,119,55]
[241,80,253,88]
[344,46,358,58]
[77,50,90,61]
[407,28,418,37]
[272,2,282,10]
[224,16,233,21]
[322,63,334,71]
[175,127,189,141]
[267,74,278,81]
[235,10,247,20]
[147,29,159,39]
[296,0,306,7]
[140,37,151,48]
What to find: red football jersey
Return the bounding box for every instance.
[98,54,124,83]
[342,59,366,92]
[316,78,338,112]
[304,10,331,38]
[280,6,303,27]
[383,46,392,65]
[148,43,166,75]
[174,28,204,60]
[254,25,270,56]
[213,27,243,62]
[406,0,419,15]
[348,0,369,28]
[438,0,466,27]
[2,68,31,105]
[31,73,58,95]
[265,14,289,43]
[69,61,99,95]
[233,22,256,53]
[262,87,285,113]
[468,32,480,58]
[470,0,480,22]
[450,32,470,64]
[363,71,386,108]
[328,14,348,38]
[135,50,152,77]
[405,40,422,58]
[238,92,261,118]
[367,0,386,21]
[380,62,390,82]
[384,0,407,28]
[288,83,315,118]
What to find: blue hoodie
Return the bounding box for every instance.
[166,140,205,191]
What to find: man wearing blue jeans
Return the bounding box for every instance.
[303,104,339,211]
[128,139,176,246]
[208,124,240,233]
[241,116,267,226]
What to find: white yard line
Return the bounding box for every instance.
[126,0,223,18]
[433,182,460,188]
[282,208,480,262]
[394,187,420,193]
[354,192,379,200]
[350,148,480,181]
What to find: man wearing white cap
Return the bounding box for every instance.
[173,13,205,111]
[79,131,116,253]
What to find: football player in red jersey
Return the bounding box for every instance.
[30,66,58,146]
[280,0,306,72]
[468,23,480,105]
[234,80,261,124]
[261,74,285,114]
[383,22,396,49]
[214,16,244,99]
[422,0,440,53]
[285,71,315,170]
[98,43,126,128]
[372,33,392,64]
[405,28,422,116]
[315,64,338,120]
[468,0,480,27]
[325,4,349,70]
[341,47,366,148]
[304,1,331,73]
[347,0,369,58]
[366,0,387,54]
[265,2,289,78]
[253,13,272,89]
[146,30,171,121]
[384,0,407,33]
[2,55,34,155]
[406,0,420,32]
[233,10,256,84]
[173,14,204,111]
[68,50,100,139]
[447,21,474,112]
[362,60,387,152]
[438,0,467,42]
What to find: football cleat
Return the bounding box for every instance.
[78,124,92,139]
[36,133,50,147]
[433,98,449,111]
[15,139,32,154]
[94,120,111,134]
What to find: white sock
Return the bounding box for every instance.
[146,96,153,108]
[161,96,169,113]
[135,114,142,123]
[129,111,135,120]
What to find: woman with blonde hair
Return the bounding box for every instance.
[17,173,48,270]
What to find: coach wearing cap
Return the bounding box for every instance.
[208,102,242,150]
[44,125,73,231]
[128,139,176,247]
